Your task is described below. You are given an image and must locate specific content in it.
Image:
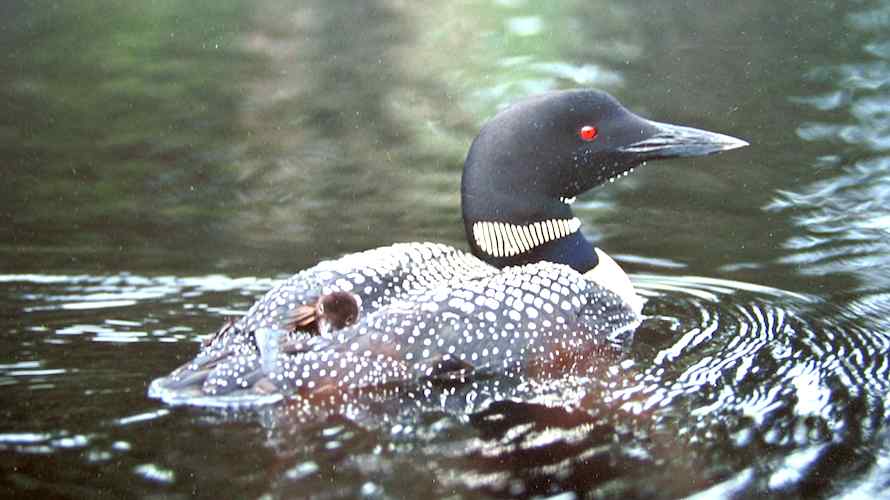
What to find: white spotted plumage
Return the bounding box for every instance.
[152,242,640,400]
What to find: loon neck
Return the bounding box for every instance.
[520,230,598,273]
[461,190,600,273]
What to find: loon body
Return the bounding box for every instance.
[149,89,747,404]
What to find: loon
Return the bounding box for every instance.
[149,89,747,404]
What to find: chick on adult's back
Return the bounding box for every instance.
[148,89,747,406]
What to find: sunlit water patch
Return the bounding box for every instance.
[1,272,277,343]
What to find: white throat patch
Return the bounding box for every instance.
[583,248,643,316]
[472,218,582,258]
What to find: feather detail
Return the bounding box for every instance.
[285,304,318,332]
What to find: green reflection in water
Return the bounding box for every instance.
[2,1,258,267]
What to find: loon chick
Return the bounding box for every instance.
[149,89,747,404]
[286,291,361,338]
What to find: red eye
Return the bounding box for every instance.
[579,125,598,142]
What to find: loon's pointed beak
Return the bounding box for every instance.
[620,121,749,159]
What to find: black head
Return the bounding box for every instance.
[461,89,747,272]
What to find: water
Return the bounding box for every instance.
[3,0,890,497]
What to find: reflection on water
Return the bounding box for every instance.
[4,0,890,497]
[772,2,890,290]
[766,2,890,493]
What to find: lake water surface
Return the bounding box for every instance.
[3,1,890,498]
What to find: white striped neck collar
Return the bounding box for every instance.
[471,217,582,259]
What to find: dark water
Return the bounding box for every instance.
[3,1,890,498]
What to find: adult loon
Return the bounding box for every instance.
[149,89,747,404]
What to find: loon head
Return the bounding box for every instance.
[461,89,748,274]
